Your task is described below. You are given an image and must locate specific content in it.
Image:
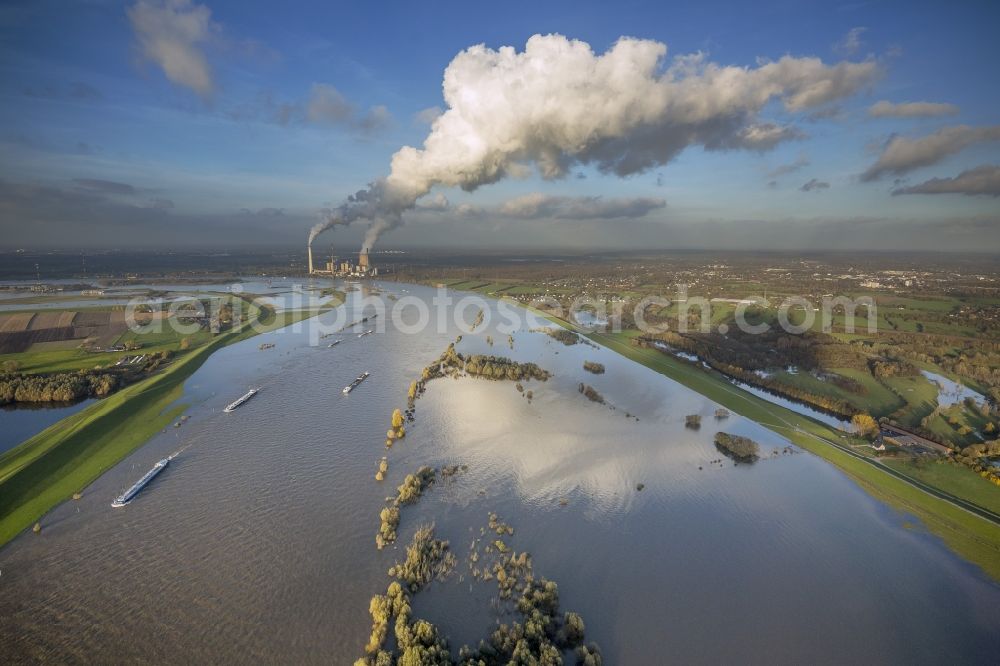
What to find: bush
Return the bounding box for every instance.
[578,383,604,404]
[714,432,760,462]
[376,506,400,550]
[388,525,456,592]
[396,467,436,505]
[582,361,605,374]
[546,328,580,345]
[0,369,122,405]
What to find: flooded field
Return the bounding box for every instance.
[1,282,998,663]
[0,399,96,454]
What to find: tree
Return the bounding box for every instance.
[391,408,404,429]
[2,360,20,373]
[851,413,878,438]
[714,432,760,461]
[179,337,191,350]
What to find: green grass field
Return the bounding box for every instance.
[875,295,960,312]
[117,323,213,349]
[1,341,178,375]
[881,374,940,426]
[770,367,905,417]
[922,403,995,448]
[883,459,1000,515]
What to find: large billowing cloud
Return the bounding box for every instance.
[892,165,1000,197]
[868,100,959,118]
[861,125,1000,181]
[127,0,215,97]
[311,34,880,250]
[498,193,666,219]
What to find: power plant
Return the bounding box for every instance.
[307,243,377,277]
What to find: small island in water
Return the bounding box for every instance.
[714,432,760,462]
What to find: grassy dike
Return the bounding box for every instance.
[533,311,1000,582]
[0,304,336,547]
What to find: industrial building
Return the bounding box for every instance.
[307,244,377,277]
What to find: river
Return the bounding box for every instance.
[1,281,998,663]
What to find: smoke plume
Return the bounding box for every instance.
[307,182,389,247]
[312,34,880,250]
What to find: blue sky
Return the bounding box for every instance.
[1,0,998,251]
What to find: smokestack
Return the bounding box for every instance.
[308,245,314,274]
[359,249,369,271]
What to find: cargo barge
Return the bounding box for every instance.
[224,388,260,413]
[343,371,370,394]
[112,458,169,507]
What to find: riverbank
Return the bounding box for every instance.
[533,312,1000,582]
[0,305,335,546]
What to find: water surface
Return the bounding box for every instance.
[0,282,998,664]
[0,400,95,454]
[922,370,988,409]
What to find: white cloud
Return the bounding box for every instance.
[767,156,810,179]
[306,84,392,133]
[454,203,483,217]
[862,125,1000,181]
[869,100,959,118]
[800,178,830,192]
[728,123,805,151]
[314,34,880,249]
[835,27,867,56]
[358,105,393,133]
[127,0,215,96]
[415,106,443,125]
[387,36,878,195]
[306,83,353,124]
[498,193,666,220]
[417,193,450,211]
[892,165,1000,197]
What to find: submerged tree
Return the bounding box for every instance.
[713,432,760,462]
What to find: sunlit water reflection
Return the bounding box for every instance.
[1,283,998,664]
